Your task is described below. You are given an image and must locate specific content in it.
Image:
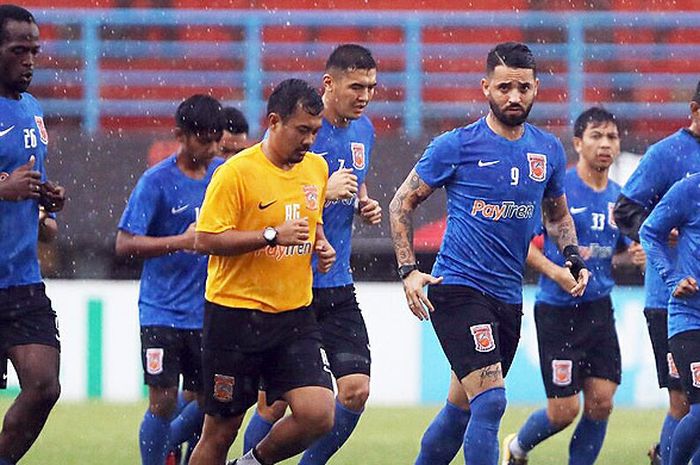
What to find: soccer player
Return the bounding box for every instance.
[220,106,250,159]
[389,42,589,465]
[116,94,225,465]
[242,43,381,465]
[614,80,700,465]
[502,107,645,465]
[640,173,700,465]
[0,5,65,464]
[190,78,336,465]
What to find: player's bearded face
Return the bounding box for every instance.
[0,21,40,96]
[484,66,537,127]
[489,97,533,127]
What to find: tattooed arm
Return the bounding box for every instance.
[390,169,443,319]
[542,194,589,297]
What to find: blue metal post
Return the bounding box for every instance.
[404,17,421,138]
[82,17,100,135]
[244,16,263,137]
[567,18,585,125]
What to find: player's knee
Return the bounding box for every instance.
[337,382,370,412]
[471,387,507,424]
[548,401,579,427]
[585,397,613,421]
[24,376,60,409]
[669,389,690,419]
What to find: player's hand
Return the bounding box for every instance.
[402,270,444,321]
[326,168,358,201]
[628,242,646,268]
[180,222,197,251]
[358,197,381,225]
[314,238,336,273]
[673,276,699,298]
[0,156,42,201]
[39,180,66,212]
[276,218,310,246]
[563,249,589,298]
[553,266,579,296]
[668,229,680,248]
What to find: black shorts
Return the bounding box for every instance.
[669,330,700,405]
[201,301,333,418]
[0,284,60,385]
[428,284,522,380]
[312,285,371,379]
[140,326,203,392]
[644,308,683,391]
[535,296,621,398]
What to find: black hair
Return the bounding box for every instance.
[175,94,225,136]
[222,106,249,135]
[0,4,36,44]
[573,107,617,138]
[693,80,700,104]
[267,79,323,121]
[486,42,537,76]
[325,44,377,72]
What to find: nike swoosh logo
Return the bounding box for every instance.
[258,200,277,210]
[477,160,500,167]
[0,125,15,137]
[569,206,588,214]
[171,205,189,214]
[315,151,329,157]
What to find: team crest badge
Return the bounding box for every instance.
[552,359,573,386]
[34,116,48,144]
[469,324,495,353]
[303,185,319,211]
[213,374,235,402]
[667,353,680,379]
[607,203,618,228]
[691,362,700,388]
[351,142,366,170]
[527,152,547,182]
[145,348,164,375]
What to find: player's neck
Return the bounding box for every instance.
[321,96,350,128]
[175,151,209,179]
[576,162,608,191]
[688,120,700,138]
[485,112,524,141]
[260,139,294,170]
[0,85,21,100]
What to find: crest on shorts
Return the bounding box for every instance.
[607,203,617,228]
[667,353,680,379]
[691,362,700,389]
[552,359,573,386]
[213,374,235,402]
[303,185,319,211]
[469,324,495,353]
[145,348,164,375]
[527,153,547,182]
[351,142,366,170]
[34,116,48,145]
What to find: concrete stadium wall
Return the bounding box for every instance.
[2,281,666,407]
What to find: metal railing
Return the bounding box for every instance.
[32,8,700,136]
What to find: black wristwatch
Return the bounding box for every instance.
[397,263,418,280]
[263,226,278,247]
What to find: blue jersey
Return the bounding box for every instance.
[537,169,628,306]
[622,129,700,309]
[118,155,223,329]
[416,117,567,304]
[311,116,374,288]
[0,93,50,289]
[640,173,700,337]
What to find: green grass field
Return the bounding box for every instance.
[1,399,663,464]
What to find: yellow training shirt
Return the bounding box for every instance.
[196,143,328,313]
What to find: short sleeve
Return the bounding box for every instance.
[622,144,669,209]
[196,164,242,234]
[118,174,160,236]
[415,130,460,188]
[543,138,567,198]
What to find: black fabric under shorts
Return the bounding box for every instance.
[644,308,683,391]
